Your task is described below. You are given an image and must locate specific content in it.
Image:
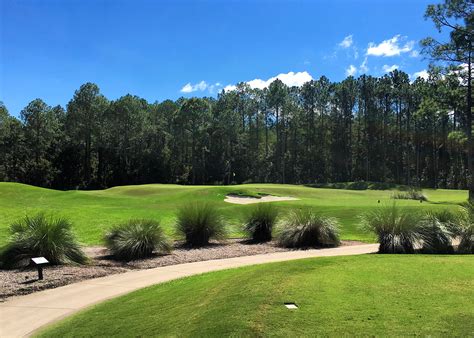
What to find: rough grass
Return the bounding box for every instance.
[37,255,474,337]
[360,203,424,254]
[175,202,227,246]
[0,214,87,268]
[278,209,340,248]
[244,203,279,242]
[105,219,171,261]
[0,182,468,246]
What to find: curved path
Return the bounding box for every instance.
[0,244,378,337]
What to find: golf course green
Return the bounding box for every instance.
[0,182,468,246]
[36,254,474,337]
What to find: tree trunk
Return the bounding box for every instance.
[467,51,473,201]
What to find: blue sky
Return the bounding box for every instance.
[1,0,442,116]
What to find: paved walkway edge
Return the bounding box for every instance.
[0,244,378,337]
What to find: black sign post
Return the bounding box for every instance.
[31,257,49,280]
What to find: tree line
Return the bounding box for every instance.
[0,67,469,190]
[0,0,472,193]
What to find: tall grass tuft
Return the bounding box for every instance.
[360,203,423,254]
[419,210,456,254]
[176,202,227,246]
[0,214,87,268]
[105,219,171,261]
[392,188,428,201]
[457,203,474,254]
[243,203,279,242]
[278,209,340,248]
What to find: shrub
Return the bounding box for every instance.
[105,219,171,261]
[368,182,395,190]
[0,214,87,268]
[457,203,474,254]
[278,209,340,248]
[347,181,369,190]
[360,204,423,254]
[305,181,402,191]
[243,203,279,242]
[419,210,456,254]
[176,202,226,246]
[458,224,474,253]
[392,188,428,201]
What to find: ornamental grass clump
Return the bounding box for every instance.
[0,214,87,269]
[456,203,474,254]
[360,203,424,254]
[392,188,428,201]
[419,210,456,254]
[176,202,227,246]
[243,203,279,242]
[105,219,171,261]
[278,209,340,248]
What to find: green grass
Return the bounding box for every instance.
[37,255,474,337]
[0,182,468,246]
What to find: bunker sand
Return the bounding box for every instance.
[224,195,299,204]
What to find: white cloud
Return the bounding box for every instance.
[225,71,313,91]
[180,83,194,93]
[411,70,429,82]
[223,84,237,92]
[359,57,369,73]
[410,50,419,58]
[382,64,399,73]
[180,80,208,93]
[346,65,357,76]
[447,64,474,84]
[412,69,429,80]
[180,81,223,94]
[367,35,415,57]
[353,48,359,60]
[339,35,353,48]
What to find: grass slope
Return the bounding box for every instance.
[37,255,474,337]
[0,182,467,246]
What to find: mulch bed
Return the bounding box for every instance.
[0,239,363,302]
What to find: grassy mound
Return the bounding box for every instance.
[0,182,468,246]
[37,255,474,337]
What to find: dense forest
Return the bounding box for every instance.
[0,0,472,192]
[0,67,469,189]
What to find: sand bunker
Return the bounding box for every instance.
[224,195,299,205]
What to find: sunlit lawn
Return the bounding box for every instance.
[0,182,467,246]
[37,254,474,337]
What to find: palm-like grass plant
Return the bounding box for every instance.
[278,209,340,248]
[419,210,456,254]
[457,203,474,254]
[244,203,278,242]
[176,202,227,246]
[0,214,87,268]
[360,203,423,254]
[105,219,171,261]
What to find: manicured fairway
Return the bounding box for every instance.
[37,255,474,337]
[0,182,467,245]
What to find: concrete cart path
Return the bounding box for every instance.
[0,243,378,337]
